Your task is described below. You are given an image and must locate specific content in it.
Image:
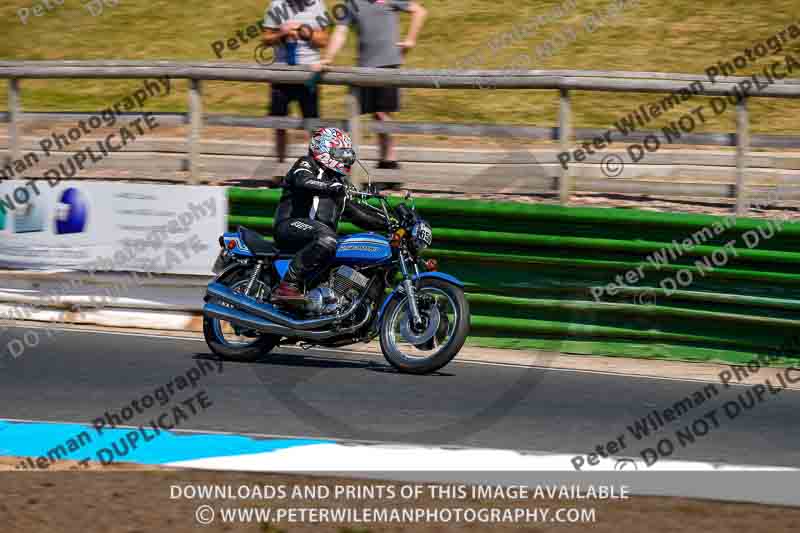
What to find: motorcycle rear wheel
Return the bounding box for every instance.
[203,266,281,362]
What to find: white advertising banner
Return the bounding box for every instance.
[0,181,227,275]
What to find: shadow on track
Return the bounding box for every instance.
[193,352,454,377]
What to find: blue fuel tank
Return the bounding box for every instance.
[334,233,392,265]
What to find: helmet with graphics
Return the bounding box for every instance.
[309,127,356,176]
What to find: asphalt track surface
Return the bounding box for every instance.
[1,325,799,468]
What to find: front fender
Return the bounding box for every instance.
[377,272,465,324]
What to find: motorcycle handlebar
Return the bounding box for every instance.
[346,184,385,200]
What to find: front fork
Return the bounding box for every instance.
[398,251,424,328]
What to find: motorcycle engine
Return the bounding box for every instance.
[303,266,371,316]
[304,287,339,315]
[332,265,370,297]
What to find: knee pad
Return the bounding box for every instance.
[295,234,338,275]
[318,234,338,256]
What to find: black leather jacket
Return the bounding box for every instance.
[274,155,389,232]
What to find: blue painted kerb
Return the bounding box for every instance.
[0,419,330,466]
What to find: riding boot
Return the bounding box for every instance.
[270,264,306,308]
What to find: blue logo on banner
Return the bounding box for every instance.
[55,188,88,235]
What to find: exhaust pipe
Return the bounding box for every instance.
[203,302,370,341]
[206,282,361,331]
[203,302,293,336]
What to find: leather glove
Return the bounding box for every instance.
[328,181,345,195]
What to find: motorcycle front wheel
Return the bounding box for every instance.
[379,278,470,374]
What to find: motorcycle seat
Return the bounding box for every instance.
[238,226,286,258]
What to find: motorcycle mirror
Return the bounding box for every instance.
[405,190,416,210]
[356,159,372,192]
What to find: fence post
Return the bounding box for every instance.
[735,98,750,216]
[7,78,20,166]
[348,87,363,188]
[558,88,572,204]
[187,78,203,183]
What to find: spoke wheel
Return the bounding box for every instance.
[379,278,470,374]
[203,268,280,362]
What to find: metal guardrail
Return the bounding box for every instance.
[2,61,800,213]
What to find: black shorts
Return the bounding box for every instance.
[270,83,320,118]
[358,65,400,114]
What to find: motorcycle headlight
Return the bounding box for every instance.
[411,220,433,251]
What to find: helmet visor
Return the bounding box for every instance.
[330,147,356,167]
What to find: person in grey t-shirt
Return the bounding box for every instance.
[263,0,330,162]
[315,0,427,169]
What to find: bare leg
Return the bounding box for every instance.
[375,112,396,163]
[276,128,287,163]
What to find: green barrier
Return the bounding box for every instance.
[229,215,800,265]
[229,187,800,235]
[468,315,771,352]
[227,188,800,364]
[466,293,800,328]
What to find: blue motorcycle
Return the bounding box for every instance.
[202,188,470,374]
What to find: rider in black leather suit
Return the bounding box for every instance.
[271,128,389,307]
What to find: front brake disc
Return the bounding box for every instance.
[399,305,441,345]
